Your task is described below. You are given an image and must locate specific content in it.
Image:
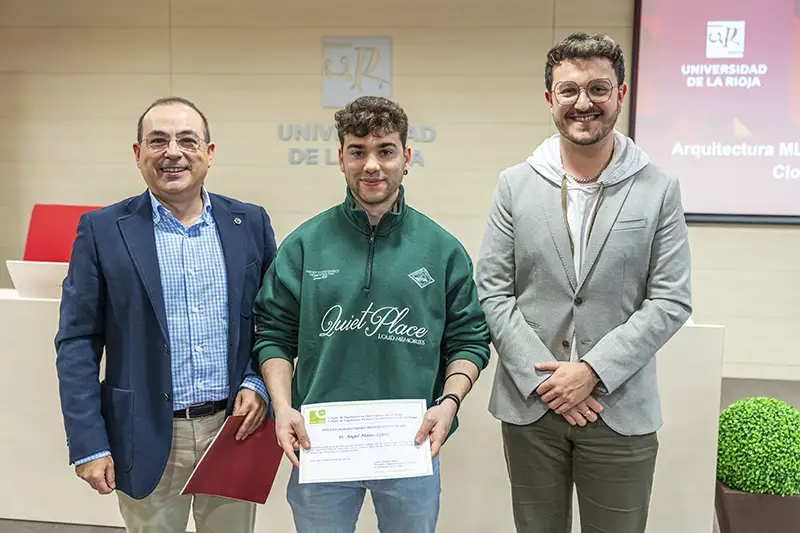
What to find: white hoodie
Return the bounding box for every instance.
[526,130,650,361]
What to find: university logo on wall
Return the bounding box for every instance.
[322,37,392,108]
[706,21,745,59]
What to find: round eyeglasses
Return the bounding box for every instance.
[552,79,616,106]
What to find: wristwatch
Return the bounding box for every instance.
[433,393,461,414]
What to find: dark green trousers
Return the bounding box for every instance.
[502,411,659,533]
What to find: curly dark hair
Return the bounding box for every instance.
[544,32,625,91]
[334,96,409,147]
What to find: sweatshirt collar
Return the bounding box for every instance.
[341,184,407,236]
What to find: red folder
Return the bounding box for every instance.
[181,415,284,504]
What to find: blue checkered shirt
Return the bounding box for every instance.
[75,188,267,465]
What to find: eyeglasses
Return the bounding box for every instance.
[140,135,207,153]
[552,79,616,106]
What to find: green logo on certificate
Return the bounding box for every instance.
[309,409,327,425]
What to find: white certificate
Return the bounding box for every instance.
[299,399,433,484]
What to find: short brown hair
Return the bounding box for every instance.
[334,96,409,147]
[544,32,625,91]
[137,96,211,144]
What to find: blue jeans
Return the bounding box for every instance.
[286,456,440,533]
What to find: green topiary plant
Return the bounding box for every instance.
[716,397,800,496]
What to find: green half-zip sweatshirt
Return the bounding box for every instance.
[253,186,491,434]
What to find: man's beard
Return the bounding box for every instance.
[557,105,620,146]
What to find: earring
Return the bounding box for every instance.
[403,169,408,175]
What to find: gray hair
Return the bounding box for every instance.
[137,96,211,144]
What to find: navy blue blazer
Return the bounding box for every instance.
[55,190,277,499]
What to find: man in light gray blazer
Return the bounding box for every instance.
[476,32,691,533]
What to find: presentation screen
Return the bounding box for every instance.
[631,0,800,222]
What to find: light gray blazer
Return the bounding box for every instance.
[476,162,692,436]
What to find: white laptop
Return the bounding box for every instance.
[5,260,69,299]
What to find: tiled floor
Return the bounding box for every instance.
[0,517,722,532]
[0,520,123,533]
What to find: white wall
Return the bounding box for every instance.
[1,0,796,384]
[0,4,797,532]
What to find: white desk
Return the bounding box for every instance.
[0,292,724,533]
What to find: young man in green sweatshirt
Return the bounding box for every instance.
[252,96,491,533]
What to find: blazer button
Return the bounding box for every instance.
[163,392,171,402]
[562,340,570,348]
[575,297,583,306]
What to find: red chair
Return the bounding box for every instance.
[23,204,102,263]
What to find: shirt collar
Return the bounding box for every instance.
[149,187,213,226]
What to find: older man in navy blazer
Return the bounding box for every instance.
[55,96,276,533]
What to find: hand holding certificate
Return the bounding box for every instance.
[298,399,433,484]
